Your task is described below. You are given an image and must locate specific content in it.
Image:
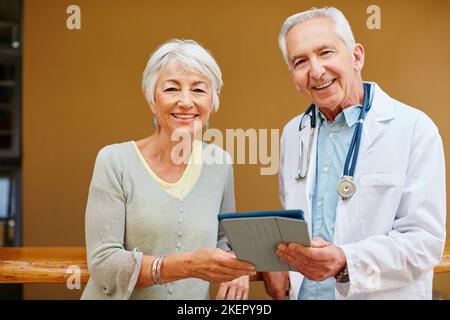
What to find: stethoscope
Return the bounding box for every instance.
[295,82,375,200]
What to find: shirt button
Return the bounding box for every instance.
[328,132,335,139]
[178,218,182,223]
[168,288,173,294]
[318,200,323,207]
[322,167,329,173]
[177,232,181,237]
[179,207,184,213]
[176,244,181,249]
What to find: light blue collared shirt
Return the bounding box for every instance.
[298,105,361,300]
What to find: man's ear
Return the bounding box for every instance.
[353,43,365,72]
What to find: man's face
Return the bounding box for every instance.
[286,17,364,112]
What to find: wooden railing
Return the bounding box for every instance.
[0,242,449,284]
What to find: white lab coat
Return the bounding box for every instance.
[279,82,446,300]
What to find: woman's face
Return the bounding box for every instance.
[152,60,214,137]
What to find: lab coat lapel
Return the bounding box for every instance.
[303,117,319,232]
[358,83,396,161]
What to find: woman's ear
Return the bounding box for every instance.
[143,89,157,114]
[212,91,220,112]
[353,43,365,72]
[147,97,157,114]
[149,103,157,115]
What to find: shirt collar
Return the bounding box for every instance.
[318,104,362,128]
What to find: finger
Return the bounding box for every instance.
[242,282,249,300]
[311,237,330,248]
[216,282,229,300]
[219,254,256,271]
[286,257,324,281]
[286,242,309,252]
[279,252,309,274]
[277,243,288,252]
[225,281,237,300]
[312,236,324,243]
[235,285,245,301]
[277,247,309,264]
[282,251,317,270]
[237,276,249,300]
[222,250,237,259]
[221,262,256,278]
[282,244,323,265]
[210,259,255,280]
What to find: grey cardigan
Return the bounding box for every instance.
[81,141,234,300]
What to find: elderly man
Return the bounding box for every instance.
[262,7,446,300]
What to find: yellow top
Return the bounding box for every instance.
[132,140,203,200]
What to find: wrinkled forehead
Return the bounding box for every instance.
[286,17,346,56]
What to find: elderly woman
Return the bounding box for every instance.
[81,39,255,300]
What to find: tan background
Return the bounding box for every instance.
[22,0,449,299]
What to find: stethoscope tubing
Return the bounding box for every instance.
[297,82,374,182]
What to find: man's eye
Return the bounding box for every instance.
[294,60,305,67]
[321,50,333,56]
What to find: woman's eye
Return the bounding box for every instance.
[193,88,206,93]
[164,87,178,92]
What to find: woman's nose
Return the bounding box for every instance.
[178,91,194,108]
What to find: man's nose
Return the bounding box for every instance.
[309,58,326,81]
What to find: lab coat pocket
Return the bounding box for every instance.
[358,173,405,237]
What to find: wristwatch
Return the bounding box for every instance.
[335,265,349,283]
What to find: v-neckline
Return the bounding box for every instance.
[130,141,203,202]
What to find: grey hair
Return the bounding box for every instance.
[142,39,223,112]
[278,7,356,68]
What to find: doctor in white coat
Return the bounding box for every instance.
[262,7,446,300]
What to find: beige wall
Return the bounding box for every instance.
[22,0,450,299]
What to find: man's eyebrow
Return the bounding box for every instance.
[315,44,337,52]
[290,45,337,64]
[291,53,305,64]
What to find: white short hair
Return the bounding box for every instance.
[142,39,223,112]
[278,7,356,68]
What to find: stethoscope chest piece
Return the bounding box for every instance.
[337,176,356,200]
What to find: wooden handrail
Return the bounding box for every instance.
[0,247,89,284]
[0,242,449,284]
